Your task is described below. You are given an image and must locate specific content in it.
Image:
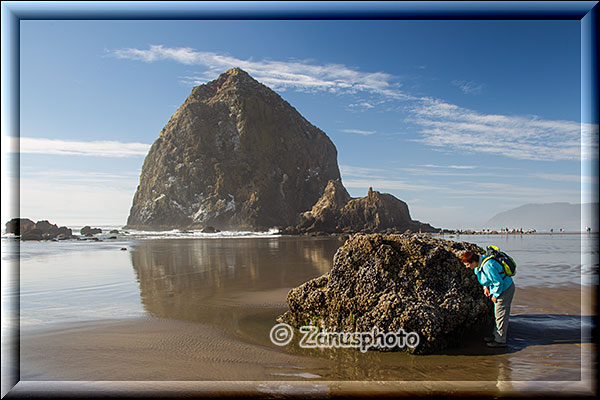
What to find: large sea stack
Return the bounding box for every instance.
[126,68,341,231]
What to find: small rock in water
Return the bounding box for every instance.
[81,226,102,236]
[201,226,220,233]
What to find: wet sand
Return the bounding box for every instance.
[15,285,596,396]
[19,317,331,381]
[8,236,598,396]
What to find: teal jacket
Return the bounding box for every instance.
[474,255,514,299]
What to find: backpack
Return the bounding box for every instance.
[482,245,517,278]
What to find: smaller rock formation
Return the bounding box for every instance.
[80,226,102,236]
[5,218,35,235]
[288,180,438,234]
[277,233,492,354]
[297,179,351,233]
[4,218,73,241]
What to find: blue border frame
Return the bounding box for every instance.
[2,1,598,398]
[1,1,598,20]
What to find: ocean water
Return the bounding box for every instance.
[444,233,597,287]
[2,232,595,331]
[2,233,597,382]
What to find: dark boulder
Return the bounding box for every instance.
[277,233,492,355]
[4,218,35,235]
[81,226,102,236]
[21,229,44,241]
[57,226,73,237]
[34,220,60,237]
[201,226,221,233]
[13,219,73,240]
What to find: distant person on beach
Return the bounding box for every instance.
[462,251,515,348]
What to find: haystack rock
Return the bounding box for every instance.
[126,68,341,231]
[277,234,493,354]
[294,180,438,234]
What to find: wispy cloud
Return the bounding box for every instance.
[451,80,485,95]
[6,137,150,157]
[340,129,376,136]
[342,178,444,192]
[529,172,598,185]
[448,181,580,201]
[408,97,592,161]
[421,164,477,170]
[340,165,387,179]
[108,45,409,99]
[348,101,376,110]
[108,45,595,163]
[20,169,141,188]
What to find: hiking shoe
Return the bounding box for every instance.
[486,341,508,348]
[483,336,494,343]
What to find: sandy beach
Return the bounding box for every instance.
[4,235,597,397]
[15,285,596,394]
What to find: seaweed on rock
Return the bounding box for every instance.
[277,233,492,355]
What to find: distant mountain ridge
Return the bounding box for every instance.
[485,202,598,232]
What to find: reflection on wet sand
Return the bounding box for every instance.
[130,237,344,327]
[128,237,595,383]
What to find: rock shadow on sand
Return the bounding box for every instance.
[439,313,595,356]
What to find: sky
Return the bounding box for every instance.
[5,18,598,230]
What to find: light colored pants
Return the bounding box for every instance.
[493,282,515,343]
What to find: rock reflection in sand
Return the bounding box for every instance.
[130,236,344,326]
[127,236,594,383]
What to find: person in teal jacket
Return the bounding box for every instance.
[462,251,515,348]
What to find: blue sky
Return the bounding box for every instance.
[7,19,598,229]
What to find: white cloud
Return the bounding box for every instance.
[529,172,598,185]
[421,164,477,170]
[582,122,600,161]
[408,97,594,162]
[108,45,595,164]
[348,101,375,109]
[21,169,140,188]
[340,165,386,179]
[445,181,580,201]
[109,45,409,98]
[451,80,485,95]
[6,136,150,157]
[342,178,443,192]
[340,129,376,136]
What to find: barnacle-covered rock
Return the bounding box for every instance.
[277,233,492,354]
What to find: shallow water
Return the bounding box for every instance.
[4,233,597,383]
[443,233,597,287]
